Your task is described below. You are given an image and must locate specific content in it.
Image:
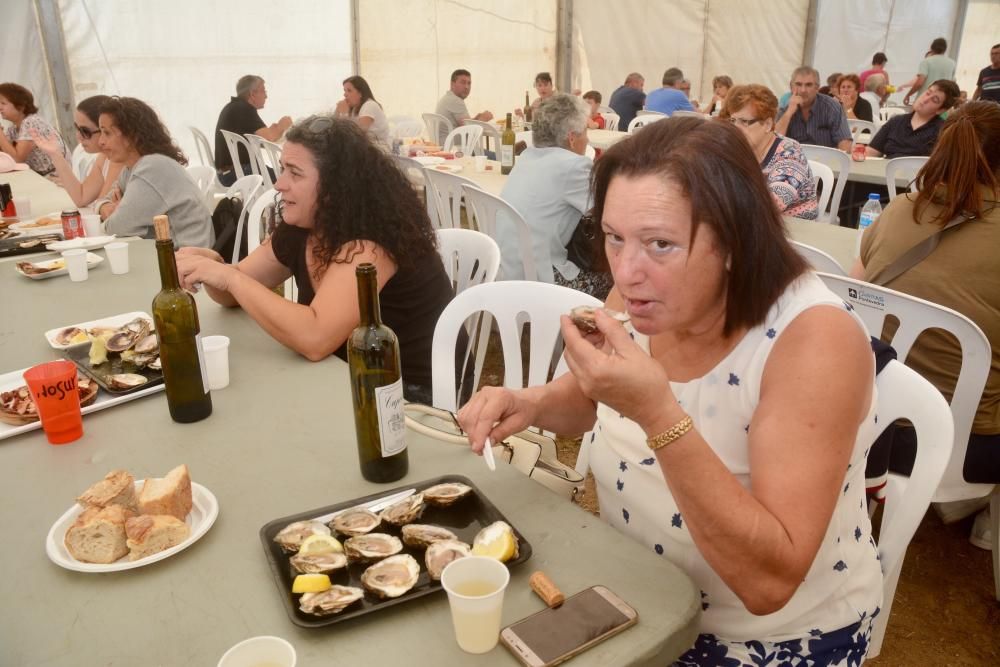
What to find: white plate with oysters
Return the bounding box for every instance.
[15,252,103,280]
[45,311,152,350]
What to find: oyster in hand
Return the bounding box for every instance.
[568,306,629,334]
[361,554,420,598]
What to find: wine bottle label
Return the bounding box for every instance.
[194,333,210,394]
[374,377,406,457]
[500,146,514,167]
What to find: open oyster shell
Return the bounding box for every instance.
[401,524,458,548]
[299,585,364,616]
[273,520,332,553]
[361,554,420,598]
[568,306,630,334]
[344,533,403,563]
[423,482,473,507]
[290,551,349,575]
[329,507,381,537]
[425,540,472,580]
[380,493,425,526]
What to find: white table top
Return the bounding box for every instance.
[0,169,75,218]
[588,129,629,150]
[0,240,700,666]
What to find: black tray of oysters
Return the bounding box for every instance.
[0,232,62,256]
[260,474,532,628]
[60,316,164,395]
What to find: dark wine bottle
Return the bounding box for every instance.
[151,215,212,423]
[524,91,533,123]
[347,263,408,483]
[501,113,516,176]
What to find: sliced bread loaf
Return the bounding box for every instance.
[125,514,191,560]
[64,505,133,564]
[76,469,137,511]
[138,464,192,520]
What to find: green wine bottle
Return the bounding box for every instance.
[501,112,516,175]
[347,263,408,483]
[524,91,533,123]
[151,215,212,423]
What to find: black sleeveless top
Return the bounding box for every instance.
[271,226,455,401]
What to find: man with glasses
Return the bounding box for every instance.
[213,75,292,187]
[775,66,851,152]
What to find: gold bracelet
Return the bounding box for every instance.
[646,415,694,451]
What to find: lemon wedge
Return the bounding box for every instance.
[472,521,518,562]
[298,534,343,556]
[292,573,332,594]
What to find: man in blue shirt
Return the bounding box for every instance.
[776,66,851,151]
[608,72,646,130]
[644,68,695,116]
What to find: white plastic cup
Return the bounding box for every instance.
[105,241,129,274]
[202,335,231,390]
[62,249,88,282]
[13,197,31,218]
[82,214,102,237]
[474,155,487,172]
[440,556,510,654]
[217,636,296,667]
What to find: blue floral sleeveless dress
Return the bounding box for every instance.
[588,273,883,666]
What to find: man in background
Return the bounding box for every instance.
[859,52,890,90]
[644,67,694,116]
[608,72,645,130]
[972,43,1000,103]
[902,38,956,105]
[214,75,292,187]
[435,69,493,145]
[776,66,851,152]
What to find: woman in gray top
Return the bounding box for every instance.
[95,97,213,248]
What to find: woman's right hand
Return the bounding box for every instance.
[27,128,62,155]
[175,247,225,291]
[457,386,539,454]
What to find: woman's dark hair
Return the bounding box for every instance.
[98,97,187,165]
[343,75,378,115]
[591,117,807,336]
[0,83,38,116]
[272,115,437,276]
[872,52,888,66]
[76,95,112,125]
[914,101,1000,226]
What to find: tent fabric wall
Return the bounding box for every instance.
[4,0,57,135]
[955,0,1000,95]
[358,0,557,123]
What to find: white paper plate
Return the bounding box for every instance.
[15,252,103,280]
[0,364,164,440]
[430,163,463,174]
[45,235,117,252]
[45,482,219,573]
[43,310,152,349]
[10,212,62,233]
[411,156,445,166]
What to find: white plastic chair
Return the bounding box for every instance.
[430,281,600,411]
[860,92,882,128]
[390,155,436,226]
[185,165,217,207]
[670,110,705,119]
[246,135,283,188]
[600,112,620,132]
[849,119,877,145]
[225,175,263,263]
[818,273,997,597]
[461,184,538,282]
[885,156,927,202]
[422,112,453,145]
[807,159,835,222]
[444,125,484,157]
[880,106,907,123]
[242,187,276,257]
[627,116,661,133]
[865,360,954,658]
[464,119,502,156]
[220,129,257,180]
[636,110,667,117]
[802,144,850,225]
[424,168,479,230]
[436,228,501,295]
[389,116,424,140]
[188,126,215,168]
[790,240,846,275]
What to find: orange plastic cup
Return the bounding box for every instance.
[23,360,83,445]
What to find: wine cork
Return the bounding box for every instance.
[529,571,564,608]
[152,215,170,241]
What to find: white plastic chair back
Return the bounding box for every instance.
[389,117,424,140]
[430,281,600,411]
[597,105,614,114]
[464,119,502,156]
[790,240,846,275]
[885,156,927,202]
[185,165,217,207]
[436,228,501,295]
[670,110,704,119]
[225,175,263,263]
[860,92,882,127]
[422,112,453,145]
[627,116,660,133]
[243,187,276,257]
[220,129,257,180]
[802,144,850,225]
[444,125,484,157]
[188,126,215,167]
[390,155,435,226]
[849,119,877,144]
[864,360,954,659]
[246,135,283,188]
[424,168,479,230]
[460,184,538,282]
[600,112,621,132]
[880,106,907,123]
[636,110,667,117]
[807,160,835,221]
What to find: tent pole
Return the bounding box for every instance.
[556,0,573,94]
[34,0,75,148]
[950,0,968,62]
[802,0,818,66]
[351,0,361,75]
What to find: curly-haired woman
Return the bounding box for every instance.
[93,97,213,248]
[174,115,456,401]
[0,82,69,176]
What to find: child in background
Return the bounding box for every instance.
[582,91,606,129]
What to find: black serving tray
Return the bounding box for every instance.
[260,474,533,628]
[0,233,63,257]
[62,344,164,396]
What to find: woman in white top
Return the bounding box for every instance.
[459,118,882,664]
[30,95,123,207]
[335,76,389,151]
[0,82,68,176]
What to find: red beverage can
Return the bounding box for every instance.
[851,143,867,162]
[61,210,83,239]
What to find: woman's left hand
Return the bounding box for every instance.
[334,99,350,115]
[560,309,674,430]
[175,250,235,293]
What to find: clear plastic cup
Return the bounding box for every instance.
[202,335,231,390]
[105,242,129,274]
[82,214,102,237]
[13,197,31,218]
[440,556,510,654]
[217,636,295,667]
[23,360,83,445]
[474,155,488,172]
[62,249,88,282]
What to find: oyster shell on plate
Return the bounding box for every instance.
[133,333,159,354]
[329,507,380,536]
[273,520,332,553]
[147,357,161,370]
[104,318,153,353]
[360,554,420,598]
[425,540,472,580]
[343,533,403,562]
[106,373,148,390]
[299,585,364,616]
[53,326,88,346]
[380,492,425,526]
[290,551,349,575]
[401,524,458,548]
[422,482,473,507]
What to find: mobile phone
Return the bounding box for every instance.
[500,585,638,667]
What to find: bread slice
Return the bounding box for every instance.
[64,505,134,564]
[125,514,191,560]
[76,469,137,511]
[138,465,192,520]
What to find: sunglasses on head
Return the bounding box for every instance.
[75,124,97,140]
